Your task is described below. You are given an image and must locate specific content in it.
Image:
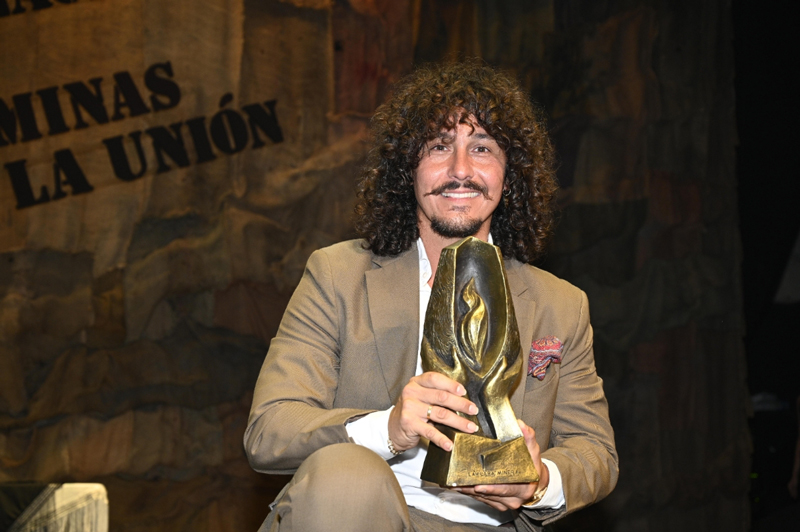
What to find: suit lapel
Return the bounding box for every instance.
[506,261,537,416]
[365,244,420,404]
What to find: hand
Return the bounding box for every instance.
[455,420,549,511]
[388,372,479,452]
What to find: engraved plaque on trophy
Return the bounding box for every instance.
[419,237,539,486]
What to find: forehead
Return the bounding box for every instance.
[430,118,496,142]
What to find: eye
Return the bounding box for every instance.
[475,145,490,153]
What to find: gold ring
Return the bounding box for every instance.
[426,406,433,420]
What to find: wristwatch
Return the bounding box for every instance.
[522,485,548,507]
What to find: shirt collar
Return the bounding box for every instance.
[417,238,433,288]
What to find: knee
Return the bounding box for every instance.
[274,444,408,531]
[296,443,397,497]
[284,443,404,514]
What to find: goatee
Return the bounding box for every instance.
[429,216,485,239]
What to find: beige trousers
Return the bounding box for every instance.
[259,443,509,532]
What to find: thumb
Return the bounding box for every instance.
[518,419,536,446]
[517,419,540,459]
[518,419,548,488]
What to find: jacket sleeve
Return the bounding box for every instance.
[519,289,619,526]
[243,248,372,475]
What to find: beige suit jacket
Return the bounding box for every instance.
[245,240,618,526]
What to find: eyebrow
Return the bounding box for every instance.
[432,131,495,141]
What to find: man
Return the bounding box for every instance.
[244,62,618,531]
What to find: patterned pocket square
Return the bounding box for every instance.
[528,336,563,380]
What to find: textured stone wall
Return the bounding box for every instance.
[0,1,748,531]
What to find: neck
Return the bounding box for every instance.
[419,223,491,287]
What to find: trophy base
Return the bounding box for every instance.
[420,424,540,486]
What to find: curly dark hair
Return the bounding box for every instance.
[354,61,558,264]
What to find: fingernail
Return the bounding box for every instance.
[445,440,453,451]
[469,404,478,415]
[467,422,478,432]
[456,385,466,396]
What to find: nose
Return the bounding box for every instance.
[448,148,472,181]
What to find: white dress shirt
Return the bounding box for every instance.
[346,237,565,525]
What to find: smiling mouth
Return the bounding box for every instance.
[441,191,481,199]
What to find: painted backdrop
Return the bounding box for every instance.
[0,1,748,531]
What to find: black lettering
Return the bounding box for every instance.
[14,93,43,142]
[64,77,109,129]
[103,131,148,181]
[242,100,283,148]
[2,0,78,17]
[210,95,248,154]
[0,93,43,146]
[144,61,180,111]
[0,97,17,145]
[0,0,25,16]
[185,116,216,164]
[4,159,49,209]
[146,122,189,173]
[51,148,93,200]
[111,71,150,120]
[36,86,70,135]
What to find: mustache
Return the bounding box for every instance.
[424,180,491,198]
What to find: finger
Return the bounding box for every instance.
[391,401,457,451]
[473,497,508,511]
[472,483,526,499]
[414,372,467,396]
[466,493,513,512]
[420,387,478,417]
[518,419,536,445]
[403,375,478,416]
[517,419,549,491]
[517,419,542,464]
[468,482,537,511]
[424,403,479,434]
[413,417,455,452]
[455,486,513,499]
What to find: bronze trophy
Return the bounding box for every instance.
[420,237,539,487]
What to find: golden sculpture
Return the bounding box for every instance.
[420,237,539,486]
